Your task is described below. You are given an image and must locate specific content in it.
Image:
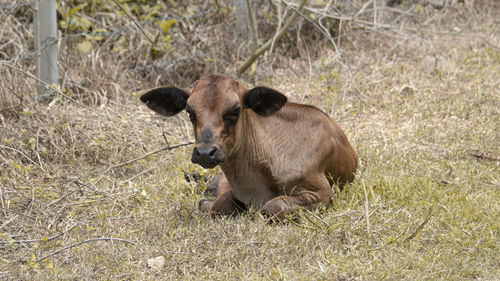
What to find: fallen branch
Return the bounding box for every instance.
[237,0,308,74]
[469,150,500,161]
[110,141,194,169]
[35,237,136,263]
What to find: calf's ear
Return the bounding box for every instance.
[243,87,287,116]
[140,87,189,116]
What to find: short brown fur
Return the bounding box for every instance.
[141,75,358,220]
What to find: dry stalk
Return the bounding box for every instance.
[0,186,6,217]
[404,206,434,241]
[111,0,154,45]
[300,33,312,102]
[119,167,156,184]
[361,180,371,234]
[35,128,44,172]
[47,188,79,207]
[74,180,111,198]
[0,215,17,230]
[131,123,147,154]
[304,209,329,229]
[368,223,410,252]
[35,237,136,263]
[287,217,317,231]
[0,144,46,173]
[302,211,325,231]
[0,207,36,220]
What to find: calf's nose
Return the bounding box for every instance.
[193,146,217,160]
[191,145,222,168]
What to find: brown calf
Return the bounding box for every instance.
[140,75,358,220]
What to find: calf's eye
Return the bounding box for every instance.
[223,108,240,123]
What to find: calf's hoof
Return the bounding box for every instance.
[198,198,214,213]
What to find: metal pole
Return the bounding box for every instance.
[35,0,58,98]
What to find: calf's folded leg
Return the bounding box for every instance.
[262,175,333,220]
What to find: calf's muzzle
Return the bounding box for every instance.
[191,144,225,168]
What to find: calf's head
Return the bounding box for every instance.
[140,75,287,169]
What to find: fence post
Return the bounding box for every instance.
[34,0,58,98]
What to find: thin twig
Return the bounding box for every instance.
[0,144,46,173]
[162,131,170,147]
[0,215,18,230]
[238,0,307,74]
[110,141,194,169]
[369,223,410,252]
[47,189,79,207]
[304,209,330,229]
[0,223,78,244]
[0,39,15,51]
[405,206,434,241]
[35,237,136,262]
[333,210,362,218]
[353,0,374,19]
[111,0,154,44]
[35,128,44,172]
[182,119,192,140]
[131,123,147,154]
[285,4,352,116]
[0,185,6,217]
[288,217,317,230]
[74,180,111,198]
[302,211,325,231]
[0,207,36,220]
[469,150,500,161]
[119,167,156,184]
[0,62,102,114]
[225,240,273,245]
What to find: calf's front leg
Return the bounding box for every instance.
[262,175,333,220]
[199,173,245,216]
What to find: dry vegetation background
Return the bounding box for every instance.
[0,0,499,280]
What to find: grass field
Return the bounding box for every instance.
[1,2,499,280]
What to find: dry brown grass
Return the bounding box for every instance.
[1,1,499,280]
